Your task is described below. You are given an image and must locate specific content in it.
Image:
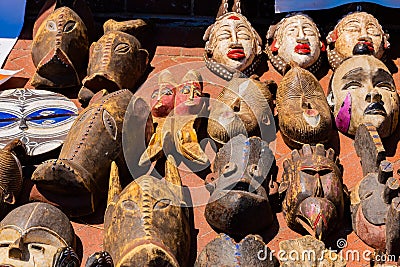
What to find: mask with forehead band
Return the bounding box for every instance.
[266,13,324,75]
[328,55,399,138]
[326,12,389,70]
[203,0,262,80]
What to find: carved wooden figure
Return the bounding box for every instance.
[86,251,114,267]
[0,88,78,158]
[0,139,26,219]
[31,6,89,88]
[266,13,325,75]
[140,69,208,165]
[207,75,275,145]
[279,144,345,240]
[195,233,277,266]
[277,65,332,149]
[78,19,149,105]
[205,134,274,236]
[351,123,400,257]
[328,55,399,138]
[31,90,137,217]
[103,156,190,267]
[279,235,346,266]
[203,0,262,79]
[326,12,389,70]
[0,202,79,267]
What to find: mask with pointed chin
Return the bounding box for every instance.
[175,81,203,115]
[31,7,89,88]
[150,85,176,118]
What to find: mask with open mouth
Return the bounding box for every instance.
[78,19,149,106]
[31,6,89,89]
[102,156,190,267]
[328,55,399,137]
[277,65,332,149]
[326,12,389,70]
[279,144,345,240]
[203,0,262,79]
[266,13,324,75]
[205,135,275,237]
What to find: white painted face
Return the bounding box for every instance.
[274,15,321,69]
[330,12,388,59]
[205,12,261,72]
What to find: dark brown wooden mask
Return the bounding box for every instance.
[195,234,277,266]
[280,144,345,240]
[277,65,332,149]
[0,202,79,267]
[205,134,274,236]
[31,6,89,88]
[104,156,190,267]
[79,19,149,105]
[207,75,275,145]
[31,90,139,217]
[0,139,26,219]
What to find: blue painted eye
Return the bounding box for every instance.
[0,112,18,128]
[26,108,76,125]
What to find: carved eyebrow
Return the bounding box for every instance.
[372,68,395,86]
[342,67,364,81]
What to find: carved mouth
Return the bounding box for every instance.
[357,41,374,52]
[227,49,245,60]
[295,43,311,54]
[364,102,386,116]
[303,109,320,127]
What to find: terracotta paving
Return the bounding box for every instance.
[2,22,400,267]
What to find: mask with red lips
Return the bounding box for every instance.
[326,12,389,70]
[266,14,323,74]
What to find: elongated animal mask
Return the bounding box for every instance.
[266,13,324,75]
[328,55,399,137]
[0,202,79,267]
[326,12,389,70]
[79,19,149,105]
[277,65,332,148]
[196,234,277,266]
[31,6,89,88]
[207,75,275,145]
[104,156,190,267]
[205,135,274,236]
[203,0,262,80]
[31,90,141,217]
[279,144,345,240]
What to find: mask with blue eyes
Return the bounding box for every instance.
[328,55,399,137]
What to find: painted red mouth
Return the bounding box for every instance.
[227,49,245,59]
[357,41,374,52]
[294,43,311,54]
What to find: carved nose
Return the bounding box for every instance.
[19,118,28,130]
[8,237,23,260]
[358,36,373,43]
[365,91,382,103]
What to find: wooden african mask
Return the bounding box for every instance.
[195,234,277,266]
[104,156,191,267]
[0,202,79,267]
[279,235,346,266]
[327,12,389,70]
[205,134,274,236]
[31,6,89,88]
[328,55,399,138]
[277,65,332,149]
[279,144,345,240]
[78,19,149,105]
[351,124,400,257]
[207,75,275,145]
[203,0,262,80]
[0,139,26,219]
[266,14,324,75]
[31,90,139,217]
[140,69,208,166]
[86,251,114,267]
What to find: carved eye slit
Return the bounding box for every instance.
[0,242,10,247]
[223,162,237,177]
[115,43,131,54]
[153,199,171,210]
[30,244,45,253]
[63,21,76,32]
[46,20,57,31]
[151,90,159,99]
[301,168,318,176]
